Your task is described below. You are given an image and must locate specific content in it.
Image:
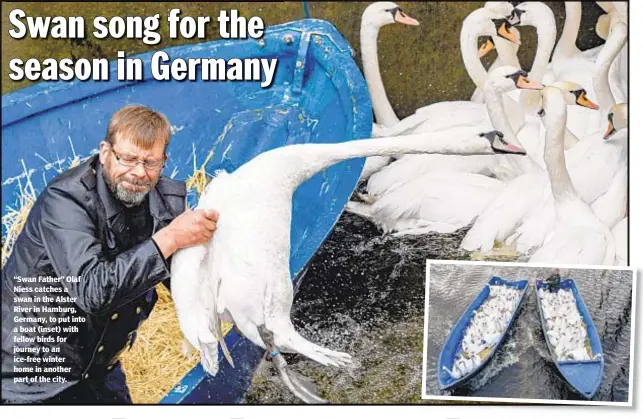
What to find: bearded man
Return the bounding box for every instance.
[2,104,218,404]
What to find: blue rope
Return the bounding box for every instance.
[302,1,311,18]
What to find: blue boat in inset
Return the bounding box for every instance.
[2,18,373,404]
[437,276,529,391]
[535,279,604,399]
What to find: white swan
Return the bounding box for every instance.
[170,129,525,404]
[589,2,628,103]
[544,2,627,138]
[503,26,628,253]
[586,21,628,136]
[362,66,541,199]
[361,2,419,127]
[359,2,419,179]
[346,167,505,235]
[460,81,600,253]
[527,85,615,265]
[612,216,627,266]
[470,1,521,103]
[589,102,628,229]
[373,6,522,139]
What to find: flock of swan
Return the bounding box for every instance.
[168,1,628,404]
[443,284,522,380]
[349,1,628,266]
[538,287,597,361]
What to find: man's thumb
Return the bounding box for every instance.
[204,209,220,221]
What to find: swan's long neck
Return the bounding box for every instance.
[592,24,627,110]
[291,131,491,186]
[484,84,521,147]
[494,33,521,68]
[519,6,557,112]
[461,21,489,89]
[361,22,399,127]
[542,88,576,202]
[552,2,582,62]
[528,7,557,82]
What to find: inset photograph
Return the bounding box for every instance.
[422,260,635,406]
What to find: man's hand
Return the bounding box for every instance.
[152,208,219,258]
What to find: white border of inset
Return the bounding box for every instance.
[421,259,637,407]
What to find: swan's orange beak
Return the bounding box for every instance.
[498,21,521,45]
[604,119,616,140]
[516,75,544,90]
[479,38,495,58]
[394,9,419,26]
[576,91,599,110]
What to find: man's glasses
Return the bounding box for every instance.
[109,147,165,170]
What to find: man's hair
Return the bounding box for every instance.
[105,104,171,151]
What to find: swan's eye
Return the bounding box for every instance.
[506,70,527,83]
[570,89,584,99]
[386,7,401,18]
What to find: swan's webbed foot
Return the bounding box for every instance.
[258,325,329,404]
[197,335,220,376]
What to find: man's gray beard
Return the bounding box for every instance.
[103,171,150,207]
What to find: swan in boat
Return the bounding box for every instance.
[540,287,592,361]
[345,67,538,235]
[170,129,525,404]
[460,81,601,253]
[527,85,615,265]
[359,2,420,179]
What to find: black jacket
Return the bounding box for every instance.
[1,155,186,403]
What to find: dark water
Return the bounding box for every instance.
[425,264,633,402]
[242,208,632,404]
[244,207,482,404]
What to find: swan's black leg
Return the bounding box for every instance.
[257,325,328,404]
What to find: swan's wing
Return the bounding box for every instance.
[370,173,501,225]
[590,167,627,229]
[460,173,546,251]
[171,244,209,346]
[366,153,495,197]
[205,232,236,367]
[528,226,610,265]
[568,139,622,203]
[374,112,434,137]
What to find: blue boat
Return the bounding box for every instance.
[2,18,372,403]
[535,279,604,399]
[437,276,529,390]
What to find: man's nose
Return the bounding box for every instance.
[130,162,147,178]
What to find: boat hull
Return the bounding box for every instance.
[535,279,604,399]
[437,276,529,391]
